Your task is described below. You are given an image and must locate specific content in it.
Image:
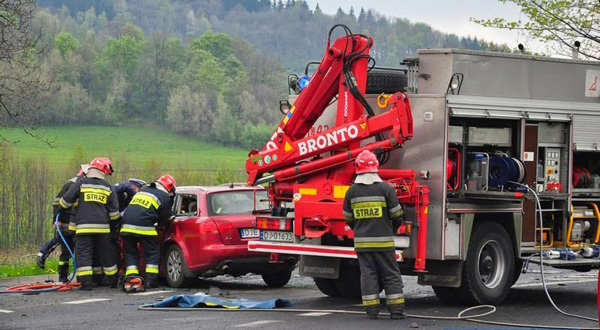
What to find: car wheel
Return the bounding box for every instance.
[458,221,515,305]
[262,269,292,288]
[166,245,195,288]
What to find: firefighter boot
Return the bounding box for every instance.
[145,274,158,289]
[105,274,118,288]
[58,263,69,283]
[365,305,380,319]
[388,303,406,320]
[36,253,46,270]
[79,276,93,291]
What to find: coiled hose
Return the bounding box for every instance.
[0,212,79,293]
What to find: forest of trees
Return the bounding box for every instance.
[28,0,510,148]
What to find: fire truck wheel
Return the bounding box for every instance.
[334,260,362,298]
[459,221,515,305]
[511,259,523,286]
[314,278,342,297]
[432,286,462,303]
[261,269,292,288]
[165,245,196,288]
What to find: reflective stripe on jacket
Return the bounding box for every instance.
[120,185,172,236]
[343,181,403,252]
[60,177,120,235]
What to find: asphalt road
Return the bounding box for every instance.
[0,265,598,330]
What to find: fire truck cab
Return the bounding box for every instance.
[248,41,600,305]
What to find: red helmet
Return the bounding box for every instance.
[157,174,176,193]
[89,157,114,175]
[355,150,379,174]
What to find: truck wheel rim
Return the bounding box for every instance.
[476,240,505,289]
[167,251,182,282]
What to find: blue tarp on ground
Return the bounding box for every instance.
[145,293,293,309]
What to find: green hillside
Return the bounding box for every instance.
[1,126,249,170]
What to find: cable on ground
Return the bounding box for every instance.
[0,212,79,294]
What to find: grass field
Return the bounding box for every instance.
[0,126,249,170]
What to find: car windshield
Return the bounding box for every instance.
[207,190,268,216]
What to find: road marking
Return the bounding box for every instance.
[61,298,111,305]
[297,312,331,316]
[0,309,13,313]
[513,279,597,288]
[235,320,283,327]
[131,290,175,296]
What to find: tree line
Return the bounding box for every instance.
[22,0,511,149]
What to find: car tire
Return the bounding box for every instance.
[261,269,292,288]
[165,245,196,288]
[458,221,515,305]
[432,286,462,304]
[314,278,342,297]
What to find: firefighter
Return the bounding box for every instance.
[343,150,406,319]
[114,178,147,213]
[59,157,120,290]
[120,174,176,292]
[36,165,88,281]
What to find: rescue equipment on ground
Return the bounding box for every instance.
[144,293,292,309]
[123,275,145,293]
[0,212,79,294]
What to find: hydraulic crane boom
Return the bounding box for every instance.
[246,32,374,185]
[245,26,430,272]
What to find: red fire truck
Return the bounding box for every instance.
[245,25,600,305]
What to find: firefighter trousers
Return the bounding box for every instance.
[123,235,160,286]
[38,235,60,259]
[58,233,74,281]
[75,234,118,287]
[356,250,405,313]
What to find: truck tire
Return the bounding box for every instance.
[262,269,292,288]
[333,259,362,298]
[511,260,523,286]
[165,245,196,288]
[314,278,342,297]
[432,286,462,304]
[366,70,408,94]
[458,221,515,305]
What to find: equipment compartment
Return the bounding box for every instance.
[448,117,524,197]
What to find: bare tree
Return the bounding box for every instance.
[0,0,51,143]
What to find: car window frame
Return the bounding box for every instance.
[173,193,199,217]
[206,189,267,216]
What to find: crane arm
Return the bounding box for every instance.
[246,92,413,185]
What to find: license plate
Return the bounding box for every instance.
[260,230,294,242]
[240,228,260,238]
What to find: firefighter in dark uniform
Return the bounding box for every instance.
[114,179,146,213]
[36,165,88,283]
[60,157,120,290]
[120,174,176,292]
[111,178,146,275]
[343,150,405,319]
